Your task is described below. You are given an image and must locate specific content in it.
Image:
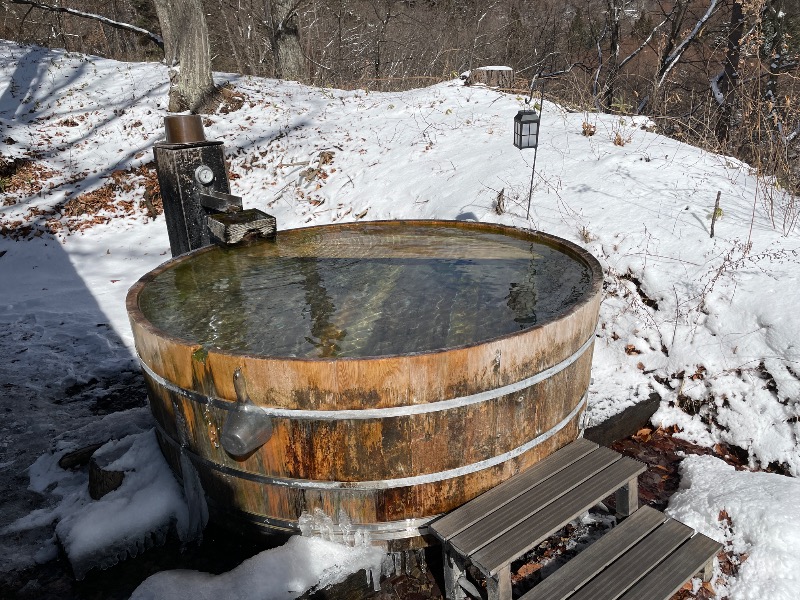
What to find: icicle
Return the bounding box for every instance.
[378,552,399,589]
[367,551,385,592]
[321,512,335,541]
[416,548,427,574]
[298,510,313,536]
[393,552,402,576]
[313,506,325,529]
[404,550,412,575]
[337,508,353,546]
[354,529,365,547]
[371,567,381,592]
[381,553,395,579]
[311,507,335,540]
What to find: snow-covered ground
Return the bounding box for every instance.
[1,39,799,598]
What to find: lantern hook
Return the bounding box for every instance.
[525,72,539,106]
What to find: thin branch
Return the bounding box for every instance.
[10,0,164,50]
[618,10,673,70]
[302,50,332,71]
[594,27,606,112]
[658,0,720,87]
[541,62,594,78]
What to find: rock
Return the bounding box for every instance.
[58,443,103,470]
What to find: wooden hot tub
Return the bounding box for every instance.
[126,220,603,549]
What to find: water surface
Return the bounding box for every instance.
[139,224,591,358]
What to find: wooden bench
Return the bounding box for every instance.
[429,438,721,600]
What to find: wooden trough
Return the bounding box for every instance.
[126,220,603,550]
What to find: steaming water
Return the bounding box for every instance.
[138,224,591,358]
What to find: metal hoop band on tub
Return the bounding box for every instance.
[139,333,595,420]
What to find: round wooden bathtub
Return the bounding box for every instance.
[126,220,603,550]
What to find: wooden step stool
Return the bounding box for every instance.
[429,438,721,600]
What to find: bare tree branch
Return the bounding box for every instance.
[618,11,673,71]
[518,60,594,79]
[658,0,720,87]
[10,0,164,50]
[593,26,607,112]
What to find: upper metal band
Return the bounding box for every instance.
[139,333,595,421]
[155,392,587,490]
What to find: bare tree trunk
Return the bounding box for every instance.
[218,0,246,75]
[763,0,786,133]
[153,0,216,113]
[603,0,622,111]
[268,0,306,80]
[714,0,744,142]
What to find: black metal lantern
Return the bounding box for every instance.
[513,109,540,149]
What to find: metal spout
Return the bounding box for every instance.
[221,369,273,457]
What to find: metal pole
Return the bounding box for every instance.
[525,78,547,221]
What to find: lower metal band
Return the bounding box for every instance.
[214,505,439,541]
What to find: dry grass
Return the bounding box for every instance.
[0,156,58,204]
[0,162,162,240]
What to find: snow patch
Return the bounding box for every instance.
[5,429,198,579]
[667,455,800,600]
[130,536,386,600]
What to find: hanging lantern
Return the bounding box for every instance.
[513,109,540,149]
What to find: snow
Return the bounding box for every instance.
[1,38,799,596]
[130,536,385,600]
[667,455,800,600]
[5,426,196,579]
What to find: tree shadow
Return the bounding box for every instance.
[0,230,147,574]
[0,44,91,122]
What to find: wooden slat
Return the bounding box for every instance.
[430,438,598,542]
[522,506,667,600]
[450,447,621,557]
[617,534,722,600]
[471,457,646,576]
[566,519,694,600]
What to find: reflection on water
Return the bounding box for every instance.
[138,225,591,358]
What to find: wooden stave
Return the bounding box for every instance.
[154,408,583,548]
[141,344,593,482]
